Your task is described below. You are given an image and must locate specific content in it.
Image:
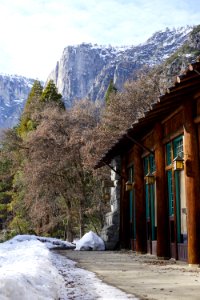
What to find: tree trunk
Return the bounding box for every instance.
[66,199,74,242]
[79,197,85,238]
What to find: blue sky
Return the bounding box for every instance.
[0,0,199,80]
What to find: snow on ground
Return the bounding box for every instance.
[0,235,136,300]
[0,236,66,300]
[53,251,136,300]
[75,231,105,251]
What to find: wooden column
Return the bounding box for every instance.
[183,101,200,265]
[120,155,130,249]
[195,93,200,176]
[134,144,147,253]
[154,123,170,258]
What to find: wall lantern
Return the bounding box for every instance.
[125,181,134,191]
[145,172,155,185]
[103,186,110,201]
[104,192,110,201]
[102,179,115,188]
[173,155,184,171]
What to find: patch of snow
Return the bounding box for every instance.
[0,235,137,299]
[13,99,25,104]
[75,231,105,251]
[52,252,137,299]
[185,53,193,58]
[9,234,75,250]
[0,236,66,300]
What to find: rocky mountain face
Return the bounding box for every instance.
[48,25,200,107]
[1,25,200,128]
[0,75,35,128]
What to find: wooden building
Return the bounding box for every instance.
[95,61,200,264]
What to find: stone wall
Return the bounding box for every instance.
[100,156,121,250]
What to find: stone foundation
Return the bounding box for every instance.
[101,157,120,250]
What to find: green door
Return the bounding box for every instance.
[129,190,136,240]
[145,183,156,241]
[128,165,136,248]
[144,155,156,253]
[166,135,184,258]
[173,136,183,244]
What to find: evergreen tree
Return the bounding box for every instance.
[18,80,65,137]
[18,80,43,137]
[105,79,117,105]
[0,128,25,238]
[0,158,13,232]
[41,80,65,109]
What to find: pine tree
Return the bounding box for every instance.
[41,80,65,109]
[18,80,43,137]
[105,79,117,105]
[18,80,65,137]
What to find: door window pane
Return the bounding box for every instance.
[167,170,174,216]
[173,136,183,158]
[166,142,172,166]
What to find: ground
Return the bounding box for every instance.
[56,250,200,300]
[0,235,136,299]
[1,235,200,299]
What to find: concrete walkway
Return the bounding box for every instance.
[56,250,200,300]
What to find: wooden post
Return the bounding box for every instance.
[183,101,200,265]
[154,123,170,258]
[134,144,147,253]
[120,156,130,249]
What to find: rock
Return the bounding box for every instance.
[0,74,35,128]
[2,25,200,128]
[48,26,196,106]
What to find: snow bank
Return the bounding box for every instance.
[0,234,136,299]
[75,231,105,251]
[8,234,75,249]
[0,237,66,300]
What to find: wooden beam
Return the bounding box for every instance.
[194,115,200,124]
[134,144,147,253]
[154,123,170,258]
[183,101,200,264]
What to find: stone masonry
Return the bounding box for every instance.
[100,157,121,250]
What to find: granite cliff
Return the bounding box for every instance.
[1,25,200,128]
[48,26,199,107]
[0,75,35,128]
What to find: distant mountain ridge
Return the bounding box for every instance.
[0,74,35,128]
[1,25,200,128]
[48,26,196,106]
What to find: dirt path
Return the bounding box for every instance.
[56,250,200,300]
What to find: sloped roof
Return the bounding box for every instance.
[95,60,200,169]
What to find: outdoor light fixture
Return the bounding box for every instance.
[145,172,155,185]
[173,155,184,171]
[104,192,110,201]
[103,186,110,201]
[125,181,133,191]
[102,179,115,187]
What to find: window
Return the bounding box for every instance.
[149,154,156,173]
[173,136,183,158]
[144,157,149,176]
[165,135,183,217]
[166,135,183,166]
[143,154,156,175]
[128,165,134,182]
[167,170,174,216]
[143,154,156,241]
[166,142,172,166]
